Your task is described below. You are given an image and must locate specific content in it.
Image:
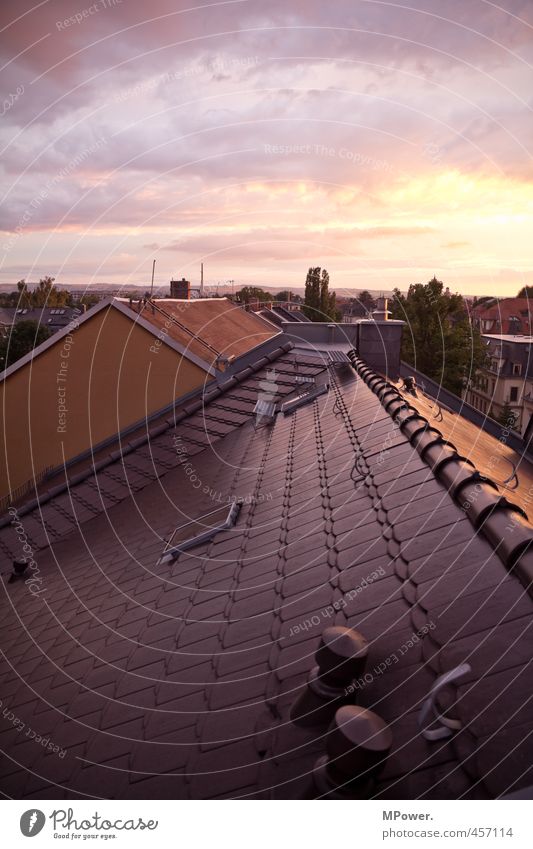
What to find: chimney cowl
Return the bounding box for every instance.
[372,296,390,321]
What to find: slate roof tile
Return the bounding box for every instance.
[2,351,533,799]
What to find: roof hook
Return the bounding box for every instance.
[432,401,444,422]
[501,459,519,491]
[418,663,471,741]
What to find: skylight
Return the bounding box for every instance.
[281,383,329,415]
[158,498,242,565]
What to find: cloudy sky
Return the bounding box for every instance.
[1,0,532,295]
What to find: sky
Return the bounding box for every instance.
[1,0,532,297]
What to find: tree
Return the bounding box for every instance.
[235,286,271,304]
[473,295,497,308]
[390,277,487,396]
[275,290,301,303]
[9,277,70,308]
[0,320,52,370]
[303,267,339,321]
[30,276,70,307]
[358,290,376,313]
[497,402,517,429]
[78,293,101,309]
[517,286,533,298]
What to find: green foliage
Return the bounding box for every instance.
[0,277,72,308]
[497,401,517,428]
[0,320,52,370]
[235,286,272,303]
[303,267,340,321]
[275,290,301,302]
[472,295,497,308]
[390,277,487,396]
[78,293,101,309]
[358,290,376,312]
[517,285,533,298]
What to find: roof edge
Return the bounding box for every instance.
[0,340,294,528]
[350,351,533,597]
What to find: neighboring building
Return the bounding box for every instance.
[470,297,533,335]
[0,305,82,336]
[0,297,278,502]
[0,336,532,800]
[463,334,533,434]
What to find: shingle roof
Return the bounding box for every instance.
[1,350,532,800]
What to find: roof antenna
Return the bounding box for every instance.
[200,262,204,298]
[150,259,156,297]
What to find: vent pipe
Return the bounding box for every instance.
[290,626,368,727]
[313,705,392,798]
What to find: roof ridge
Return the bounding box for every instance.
[0,341,293,527]
[349,351,533,597]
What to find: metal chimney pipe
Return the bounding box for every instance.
[373,297,390,321]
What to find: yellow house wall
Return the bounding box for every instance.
[0,305,209,499]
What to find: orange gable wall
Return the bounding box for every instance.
[0,305,209,500]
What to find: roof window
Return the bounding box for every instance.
[281,383,329,415]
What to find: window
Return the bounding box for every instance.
[512,363,522,375]
[281,383,329,415]
[510,387,519,402]
[158,499,242,565]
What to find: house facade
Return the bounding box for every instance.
[463,333,533,436]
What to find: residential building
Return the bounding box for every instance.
[470,297,533,335]
[0,305,82,336]
[0,297,278,502]
[463,334,533,434]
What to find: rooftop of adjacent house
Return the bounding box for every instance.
[393,380,533,519]
[0,297,280,385]
[0,306,82,329]
[484,334,533,344]
[472,297,533,317]
[1,347,532,800]
[123,297,279,364]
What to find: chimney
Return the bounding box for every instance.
[170,278,191,299]
[373,297,390,321]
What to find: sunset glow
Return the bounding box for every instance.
[1,0,532,295]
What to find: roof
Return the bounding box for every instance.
[125,298,279,365]
[0,297,274,385]
[484,334,533,344]
[471,298,533,335]
[0,306,81,328]
[394,380,533,518]
[1,348,532,800]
